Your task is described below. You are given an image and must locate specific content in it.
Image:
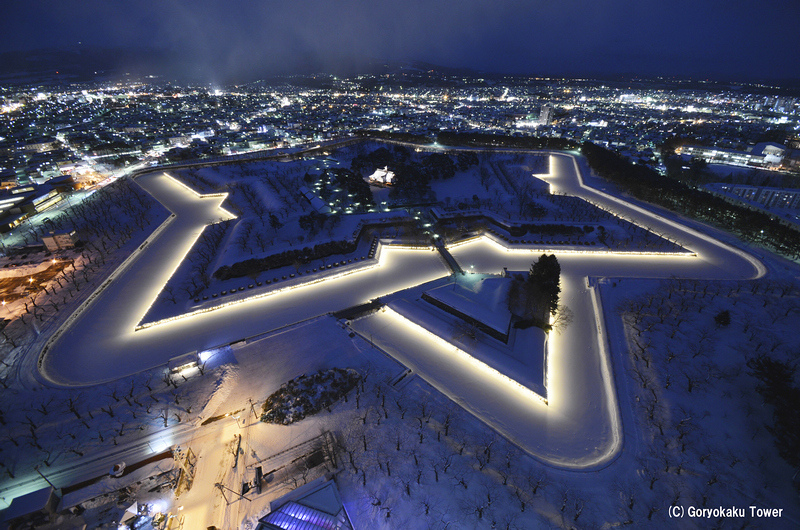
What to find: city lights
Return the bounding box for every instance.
[0,60,796,529]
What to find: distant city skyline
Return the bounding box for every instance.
[2,0,799,83]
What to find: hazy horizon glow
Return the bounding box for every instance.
[2,1,799,82]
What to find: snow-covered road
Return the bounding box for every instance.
[38,153,763,470]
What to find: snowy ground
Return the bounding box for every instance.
[39,172,448,384]
[375,275,548,399]
[2,144,798,528]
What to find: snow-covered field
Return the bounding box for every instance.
[1,142,798,528]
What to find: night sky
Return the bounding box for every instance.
[3,0,799,82]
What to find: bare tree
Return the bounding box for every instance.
[527,468,548,496]
[552,303,574,334]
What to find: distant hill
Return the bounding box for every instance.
[0,47,172,85]
[1,47,797,92]
[0,47,496,87]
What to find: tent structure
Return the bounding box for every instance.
[120,502,138,523]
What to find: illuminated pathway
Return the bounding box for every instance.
[40,172,450,385]
[350,154,764,469]
[39,154,764,469]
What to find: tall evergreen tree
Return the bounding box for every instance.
[528,254,561,316]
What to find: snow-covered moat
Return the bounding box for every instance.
[9,147,791,529]
[40,153,762,470]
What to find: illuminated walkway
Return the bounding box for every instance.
[40,173,450,385]
[39,154,764,468]
[350,154,763,469]
[353,240,741,469]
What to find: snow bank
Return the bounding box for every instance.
[0,261,53,278]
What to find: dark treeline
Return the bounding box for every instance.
[580,142,800,258]
[437,132,579,150]
[355,130,579,151]
[333,168,373,206]
[213,239,357,281]
[747,357,800,470]
[354,129,432,144]
[349,145,477,204]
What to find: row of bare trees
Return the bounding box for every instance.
[0,179,198,483]
[0,361,216,482]
[335,376,609,528]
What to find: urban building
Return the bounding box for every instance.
[42,230,77,251]
[677,142,786,169]
[539,104,554,126]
